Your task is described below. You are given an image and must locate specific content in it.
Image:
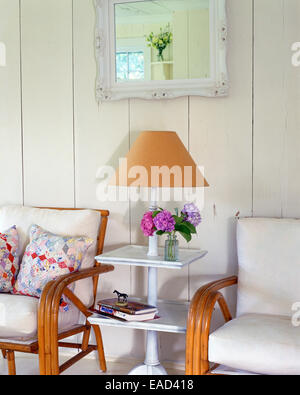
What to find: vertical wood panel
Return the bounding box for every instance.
[21,0,74,207]
[0,0,23,205]
[282,0,300,218]
[253,0,286,217]
[253,0,300,219]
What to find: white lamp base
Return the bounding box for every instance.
[147,234,158,257]
[128,364,167,375]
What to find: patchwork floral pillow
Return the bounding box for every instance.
[0,226,19,293]
[14,224,93,299]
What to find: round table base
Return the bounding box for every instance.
[128,363,167,375]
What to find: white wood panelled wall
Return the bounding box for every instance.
[0,0,299,364]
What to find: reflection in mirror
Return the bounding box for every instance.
[115,0,210,83]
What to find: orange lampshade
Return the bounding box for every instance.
[112,131,209,188]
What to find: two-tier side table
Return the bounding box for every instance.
[88,245,207,375]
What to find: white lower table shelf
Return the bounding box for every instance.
[93,244,207,375]
[88,300,189,334]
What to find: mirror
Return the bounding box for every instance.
[95,0,228,101]
[115,0,210,82]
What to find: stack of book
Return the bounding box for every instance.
[96,298,158,322]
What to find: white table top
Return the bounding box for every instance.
[88,300,190,334]
[95,245,207,270]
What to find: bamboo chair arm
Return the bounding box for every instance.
[39,264,114,327]
[48,264,114,374]
[39,264,113,299]
[39,264,114,313]
[38,264,114,374]
[197,291,233,373]
[53,264,114,289]
[186,276,238,375]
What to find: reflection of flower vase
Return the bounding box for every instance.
[164,234,179,262]
[157,49,164,62]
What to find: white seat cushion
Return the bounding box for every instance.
[209,314,300,375]
[0,206,101,306]
[0,294,80,341]
[237,218,300,317]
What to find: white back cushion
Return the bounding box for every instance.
[0,206,101,306]
[237,218,300,317]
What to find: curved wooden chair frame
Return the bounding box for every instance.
[185,276,238,375]
[0,207,114,375]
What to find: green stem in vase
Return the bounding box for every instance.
[167,232,176,261]
[169,234,173,260]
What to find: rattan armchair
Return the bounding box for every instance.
[186,217,300,376]
[0,207,114,375]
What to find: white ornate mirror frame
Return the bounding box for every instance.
[95,0,228,102]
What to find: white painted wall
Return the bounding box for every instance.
[0,0,299,366]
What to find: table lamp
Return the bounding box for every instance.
[111,130,209,375]
[113,130,209,257]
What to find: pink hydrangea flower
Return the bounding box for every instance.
[141,212,155,237]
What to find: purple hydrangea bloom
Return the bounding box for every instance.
[153,210,176,233]
[140,212,155,237]
[182,203,202,227]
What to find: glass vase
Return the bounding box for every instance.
[157,50,164,62]
[164,234,179,262]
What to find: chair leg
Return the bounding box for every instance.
[1,350,7,359]
[81,326,91,352]
[92,324,107,372]
[6,351,16,375]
